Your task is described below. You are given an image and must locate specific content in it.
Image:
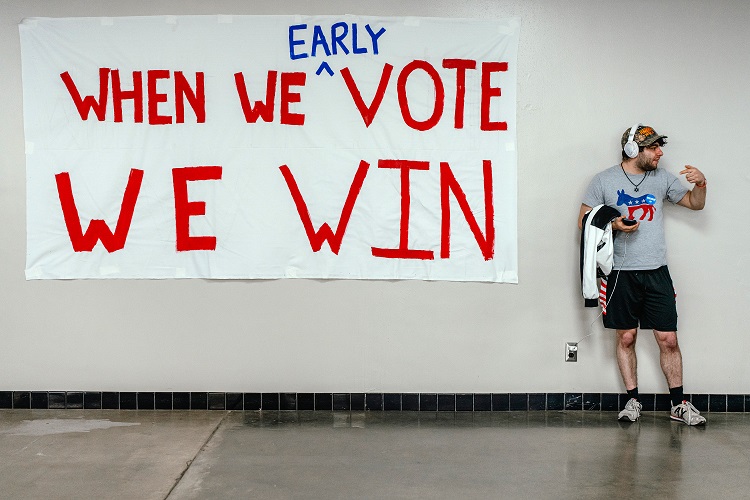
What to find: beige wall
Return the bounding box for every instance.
[2,0,747,394]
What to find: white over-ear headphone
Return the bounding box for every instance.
[623,123,641,158]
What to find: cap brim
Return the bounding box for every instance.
[641,134,667,146]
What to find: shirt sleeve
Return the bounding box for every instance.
[582,174,604,207]
[665,171,689,204]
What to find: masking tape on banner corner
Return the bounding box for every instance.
[286,267,300,278]
[99,266,120,276]
[505,18,521,33]
[25,267,43,280]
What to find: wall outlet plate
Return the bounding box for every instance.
[565,342,578,362]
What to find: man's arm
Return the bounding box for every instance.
[676,165,707,210]
[578,204,592,230]
[578,203,639,232]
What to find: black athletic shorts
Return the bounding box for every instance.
[601,265,678,331]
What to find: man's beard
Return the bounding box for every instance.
[636,156,658,172]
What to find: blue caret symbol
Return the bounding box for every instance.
[316,61,335,76]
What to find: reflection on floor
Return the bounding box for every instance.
[2,410,749,499]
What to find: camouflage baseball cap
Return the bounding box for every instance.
[621,125,668,148]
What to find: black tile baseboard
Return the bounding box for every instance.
[1,392,747,412]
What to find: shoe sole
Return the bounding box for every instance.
[670,415,706,425]
[618,415,638,422]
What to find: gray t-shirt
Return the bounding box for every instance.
[582,165,688,270]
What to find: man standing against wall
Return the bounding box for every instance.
[578,124,707,425]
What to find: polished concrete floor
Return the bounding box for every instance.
[1,410,749,499]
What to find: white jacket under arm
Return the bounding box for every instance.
[580,204,621,307]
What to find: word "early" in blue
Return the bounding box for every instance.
[289,23,387,60]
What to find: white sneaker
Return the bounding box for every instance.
[671,400,706,425]
[618,398,642,422]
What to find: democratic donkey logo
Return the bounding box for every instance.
[617,190,656,221]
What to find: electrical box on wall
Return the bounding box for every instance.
[565,342,578,362]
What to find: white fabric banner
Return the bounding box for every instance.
[20,15,519,281]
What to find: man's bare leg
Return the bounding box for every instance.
[616,328,639,390]
[616,328,642,421]
[653,330,682,388]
